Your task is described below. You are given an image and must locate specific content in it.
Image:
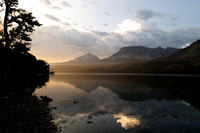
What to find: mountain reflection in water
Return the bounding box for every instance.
[36,73,200,133]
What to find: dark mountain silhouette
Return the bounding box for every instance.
[102,46,179,64]
[51,39,200,74]
[110,39,200,74]
[163,40,200,63]
[53,46,178,65]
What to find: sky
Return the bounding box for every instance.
[16,0,200,62]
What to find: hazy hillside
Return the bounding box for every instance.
[55,53,101,65]
[102,46,179,64]
[52,46,179,66]
[163,40,200,63]
[111,40,200,74]
[51,40,200,74]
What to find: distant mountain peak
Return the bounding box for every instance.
[74,53,99,61]
[85,52,94,55]
[61,53,100,65]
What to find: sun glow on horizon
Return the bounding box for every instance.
[14,0,200,63]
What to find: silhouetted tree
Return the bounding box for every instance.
[0,0,49,76]
[0,0,18,48]
[0,29,3,47]
[0,0,41,53]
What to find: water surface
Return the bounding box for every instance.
[35,73,200,133]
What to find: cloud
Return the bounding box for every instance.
[44,14,61,22]
[136,9,165,21]
[91,30,109,36]
[31,24,200,62]
[32,26,109,60]
[61,1,72,7]
[39,0,51,6]
[113,26,200,48]
[103,12,111,16]
[52,6,61,10]
[181,43,191,49]
[126,6,134,14]
[170,16,180,20]
[82,4,87,8]
[81,0,102,6]
[63,22,71,26]
[114,19,142,33]
[73,21,78,26]
[103,23,108,26]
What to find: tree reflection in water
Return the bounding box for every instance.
[0,74,59,132]
[36,73,200,133]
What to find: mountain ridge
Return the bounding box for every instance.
[102,46,179,64]
[162,40,200,62]
[51,39,200,74]
[111,39,200,74]
[53,46,179,65]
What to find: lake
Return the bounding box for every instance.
[35,73,200,133]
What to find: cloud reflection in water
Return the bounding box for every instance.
[114,114,140,129]
[35,74,200,133]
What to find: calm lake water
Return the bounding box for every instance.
[35,73,200,133]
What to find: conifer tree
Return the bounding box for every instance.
[0,0,41,53]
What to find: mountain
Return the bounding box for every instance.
[111,40,200,74]
[53,46,179,66]
[51,39,200,74]
[71,53,100,62]
[102,46,179,64]
[60,53,101,65]
[163,40,200,63]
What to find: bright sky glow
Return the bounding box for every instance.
[1,0,199,63]
[115,19,142,33]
